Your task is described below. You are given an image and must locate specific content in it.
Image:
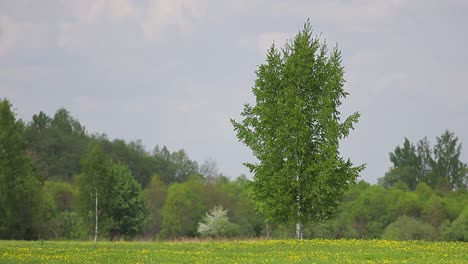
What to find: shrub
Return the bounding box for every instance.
[381,216,437,241]
[442,207,468,241]
[197,206,238,238]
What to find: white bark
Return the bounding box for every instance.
[94,181,98,242]
[296,222,303,240]
[296,171,303,240]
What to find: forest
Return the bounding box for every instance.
[0,98,467,242]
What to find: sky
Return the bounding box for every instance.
[1,0,467,184]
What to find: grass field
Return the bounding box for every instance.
[0,239,467,263]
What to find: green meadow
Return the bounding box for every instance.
[0,239,466,263]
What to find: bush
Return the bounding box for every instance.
[197,206,238,238]
[381,216,438,241]
[442,207,468,242]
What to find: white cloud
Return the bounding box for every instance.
[236,32,293,54]
[71,0,140,22]
[270,0,404,32]
[109,0,140,21]
[0,15,51,57]
[0,16,20,56]
[67,0,207,37]
[142,0,207,39]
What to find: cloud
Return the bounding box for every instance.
[236,32,293,54]
[0,16,20,56]
[141,0,208,39]
[0,14,55,58]
[60,0,207,46]
[268,0,404,32]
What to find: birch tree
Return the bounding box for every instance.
[78,143,108,241]
[231,21,364,239]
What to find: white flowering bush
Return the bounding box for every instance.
[197,205,236,238]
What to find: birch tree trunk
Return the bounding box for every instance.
[295,222,303,240]
[296,171,303,240]
[94,182,98,242]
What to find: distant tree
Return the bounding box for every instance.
[378,138,423,190]
[160,177,204,238]
[379,131,467,191]
[78,144,148,241]
[96,137,157,187]
[231,21,363,239]
[416,137,433,183]
[24,111,52,179]
[0,99,45,239]
[77,143,109,241]
[48,108,87,180]
[25,108,88,181]
[432,130,467,190]
[106,162,148,240]
[152,146,199,184]
[169,149,199,182]
[200,158,222,182]
[143,175,167,239]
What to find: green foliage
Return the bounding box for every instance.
[422,195,447,227]
[43,180,75,212]
[77,143,110,240]
[231,21,363,232]
[0,99,46,240]
[379,139,423,190]
[153,146,199,184]
[379,131,467,191]
[442,206,468,241]
[77,144,148,240]
[57,211,86,240]
[395,192,423,217]
[106,162,148,240]
[97,137,163,187]
[2,99,467,241]
[24,108,88,181]
[160,178,204,239]
[143,175,167,239]
[347,185,397,238]
[381,215,438,241]
[433,131,467,190]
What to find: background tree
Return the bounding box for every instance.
[231,21,363,239]
[379,131,467,191]
[106,162,148,240]
[0,99,46,239]
[200,158,222,182]
[143,175,167,239]
[432,130,467,190]
[159,177,204,239]
[77,143,109,241]
[24,108,88,181]
[387,139,422,189]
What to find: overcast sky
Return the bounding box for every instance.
[1,0,467,183]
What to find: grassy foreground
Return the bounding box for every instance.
[0,239,466,263]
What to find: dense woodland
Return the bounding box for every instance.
[0,98,467,241]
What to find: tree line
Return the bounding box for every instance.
[0,99,262,240]
[1,98,466,242]
[379,132,467,191]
